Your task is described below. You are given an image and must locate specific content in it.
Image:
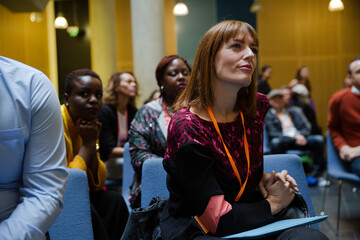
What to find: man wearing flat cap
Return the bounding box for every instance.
[265,89,325,177]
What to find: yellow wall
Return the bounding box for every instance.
[0,5,50,78]
[115,0,133,72]
[164,0,177,55]
[257,0,360,133]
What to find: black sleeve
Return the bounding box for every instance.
[127,103,138,128]
[289,109,310,136]
[98,105,117,161]
[265,112,284,139]
[164,142,275,237]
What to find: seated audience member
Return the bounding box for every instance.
[281,86,311,130]
[98,72,138,181]
[265,89,325,177]
[257,65,272,94]
[62,69,128,240]
[291,84,322,135]
[128,55,191,208]
[0,56,68,239]
[342,74,352,88]
[328,57,360,177]
[160,21,328,240]
[289,66,317,113]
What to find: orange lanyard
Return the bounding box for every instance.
[207,107,250,201]
[276,112,292,128]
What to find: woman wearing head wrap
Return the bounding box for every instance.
[128,55,191,208]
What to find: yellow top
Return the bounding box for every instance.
[61,105,106,191]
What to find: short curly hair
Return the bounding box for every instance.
[64,68,101,94]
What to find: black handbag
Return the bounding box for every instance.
[274,192,310,220]
[120,197,167,240]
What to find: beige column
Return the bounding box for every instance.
[89,0,117,85]
[46,0,59,94]
[131,0,165,106]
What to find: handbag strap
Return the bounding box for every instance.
[207,107,250,201]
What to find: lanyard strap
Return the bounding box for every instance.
[276,112,292,128]
[207,107,250,201]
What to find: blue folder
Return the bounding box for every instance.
[223,216,328,239]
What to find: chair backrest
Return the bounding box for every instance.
[122,142,134,211]
[49,168,93,240]
[263,125,271,154]
[263,154,315,216]
[326,131,360,183]
[140,155,318,229]
[141,157,168,207]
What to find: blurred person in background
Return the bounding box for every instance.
[257,65,272,94]
[265,89,325,178]
[288,66,316,113]
[98,72,138,184]
[328,57,360,177]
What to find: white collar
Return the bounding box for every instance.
[270,108,287,115]
[351,86,360,96]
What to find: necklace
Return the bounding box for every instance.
[162,100,174,129]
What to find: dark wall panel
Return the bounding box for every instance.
[55,0,90,102]
[216,0,257,30]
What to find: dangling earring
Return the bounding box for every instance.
[65,102,69,107]
[160,85,164,92]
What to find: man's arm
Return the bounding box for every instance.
[0,73,68,239]
[328,91,348,150]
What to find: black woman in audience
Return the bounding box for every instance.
[128,55,191,208]
[98,72,138,182]
[61,69,129,240]
[159,20,328,240]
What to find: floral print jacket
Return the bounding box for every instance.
[128,98,167,208]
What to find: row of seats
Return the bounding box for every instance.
[48,132,360,238]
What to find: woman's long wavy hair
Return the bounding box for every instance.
[174,20,259,117]
[103,71,138,108]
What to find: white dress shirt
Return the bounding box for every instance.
[0,56,68,239]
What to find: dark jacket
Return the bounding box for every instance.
[98,103,137,161]
[257,79,271,95]
[265,107,310,139]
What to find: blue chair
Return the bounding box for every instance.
[263,126,271,154]
[122,142,134,211]
[49,168,93,240]
[141,157,167,208]
[141,154,319,230]
[321,131,360,238]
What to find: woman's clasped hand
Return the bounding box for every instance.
[259,170,299,215]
